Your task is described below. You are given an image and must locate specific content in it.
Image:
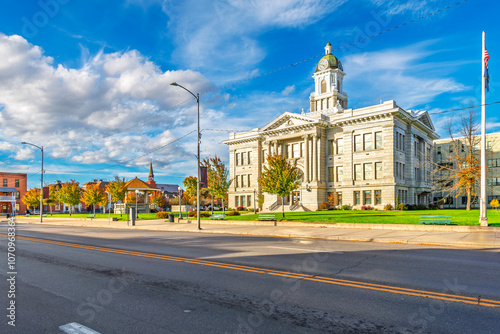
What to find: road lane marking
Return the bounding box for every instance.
[267,246,343,253]
[5,234,500,309]
[59,322,101,334]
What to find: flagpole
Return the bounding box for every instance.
[480,30,488,226]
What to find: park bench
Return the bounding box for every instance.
[419,216,453,225]
[42,214,48,217]
[210,214,225,220]
[25,214,30,217]
[87,214,96,219]
[257,214,277,221]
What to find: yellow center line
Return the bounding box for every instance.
[4,234,500,308]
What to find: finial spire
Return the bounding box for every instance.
[148,158,154,181]
[325,41,332,55]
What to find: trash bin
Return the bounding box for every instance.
[129,207,136,226]
[6,214,10,219]
[168,214,174,223]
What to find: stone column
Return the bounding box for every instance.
[304,135,310,183]
[312,134,318,181]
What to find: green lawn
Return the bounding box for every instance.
[201,209,500,226]
[37,209,500,226]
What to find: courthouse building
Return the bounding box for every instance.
[224,43,439,212]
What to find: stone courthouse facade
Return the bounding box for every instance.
[224,43,439,212]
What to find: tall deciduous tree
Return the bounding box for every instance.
[433,105,482,210]
[106,176,127,213]
[58,180,83,215]
[82,184,106,215]
[22,188,40,212]
[183,176,198,205]
[259,155,302,218]
[43,185,59,214]
[204,156,232,214]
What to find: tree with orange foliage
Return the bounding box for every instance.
[22,188,40,213]
[453,155,481,211]
[81,184,106,215]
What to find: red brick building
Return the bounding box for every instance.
[0,172,27,215]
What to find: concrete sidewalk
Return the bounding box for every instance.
[12,216,500,249]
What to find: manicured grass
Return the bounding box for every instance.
[38,209,500,226]
[200,209,500,226]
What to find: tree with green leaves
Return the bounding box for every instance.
[22,188,40,213]
[204,156,232,214]
[82,184,106,215]
[43,185,59,214]
[106,176,128,213]
[58,180,83,215]
[259,154,302,218]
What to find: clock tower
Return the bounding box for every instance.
[310,42,348,113]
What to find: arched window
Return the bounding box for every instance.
[321,79,327,94]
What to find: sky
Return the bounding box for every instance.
[0,0,499,189]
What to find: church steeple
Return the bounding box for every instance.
[148,158,154,182]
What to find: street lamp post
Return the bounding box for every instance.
[253,188,256,214]
[21,142,43,223]
[135,190,140,219]
[178,186,183,219]
[170,82,201,230]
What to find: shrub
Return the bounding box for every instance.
[360,205,372,211]
[416,205,427,210]
[318,202,329,211]
[384,204,393,211]
[406,204,414,210]
[236,206,245,211]
[340,204,351,210]
[428,203,438,210]
[397,202,405,211]
[187,211,211,218]
[225,210,240,216]
[156,212,170,219]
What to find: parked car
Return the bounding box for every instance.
[207,205,222,211]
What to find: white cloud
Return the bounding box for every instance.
[281,85,296,96]
[342,41,469,109]
[0,33,216,172]
[165,0,347,81]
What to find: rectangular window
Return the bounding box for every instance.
[247,195,252,208]
[355,164,362,180]
[300,143,304,157]
[2,179,7,187]
[15,192,20,200]
[375,162,383,179]
[235,153,240,166]
[293,143,300,158]
[328,140,334,155]
[375,190,382,205]
[336,138,344,154]
[248,151,252,164]
[364,133,373,150]
[236,176,239,188]
[236,196,239,207]
[402,135,405,151]
[262,149,267,162]
[364,191,372,205]
[336,192,342,206]
[15,204,20,211]
[354,191,360,205]
[15,179,19,188]
[242,152,247,165]
[336,166,343,182]
[437,146,441,155]
[375,132,382,149]
[248,174,251,187]
[354,135,362,151]
[364,163,373,180]
[55,203,60,211]
[242,175,247,187]
[487,141,492,150]
[328,167,334,182]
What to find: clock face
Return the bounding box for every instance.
[318,59,328,70]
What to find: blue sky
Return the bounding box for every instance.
[0,0,498,189]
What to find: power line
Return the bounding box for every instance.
[200,0,470,95]
[429,101,500,115]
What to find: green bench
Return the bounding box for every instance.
[25,214,30,217]
[257,214,277,221]
[42,214,49,217]
[210,214,225,220]
[87,214,96,219]
[420,216,453,225]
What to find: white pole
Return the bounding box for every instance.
[480,31,488,226]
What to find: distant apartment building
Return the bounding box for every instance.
[0,172,27,214]
[433,132,500,209]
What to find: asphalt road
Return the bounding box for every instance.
[0,222,499,334]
